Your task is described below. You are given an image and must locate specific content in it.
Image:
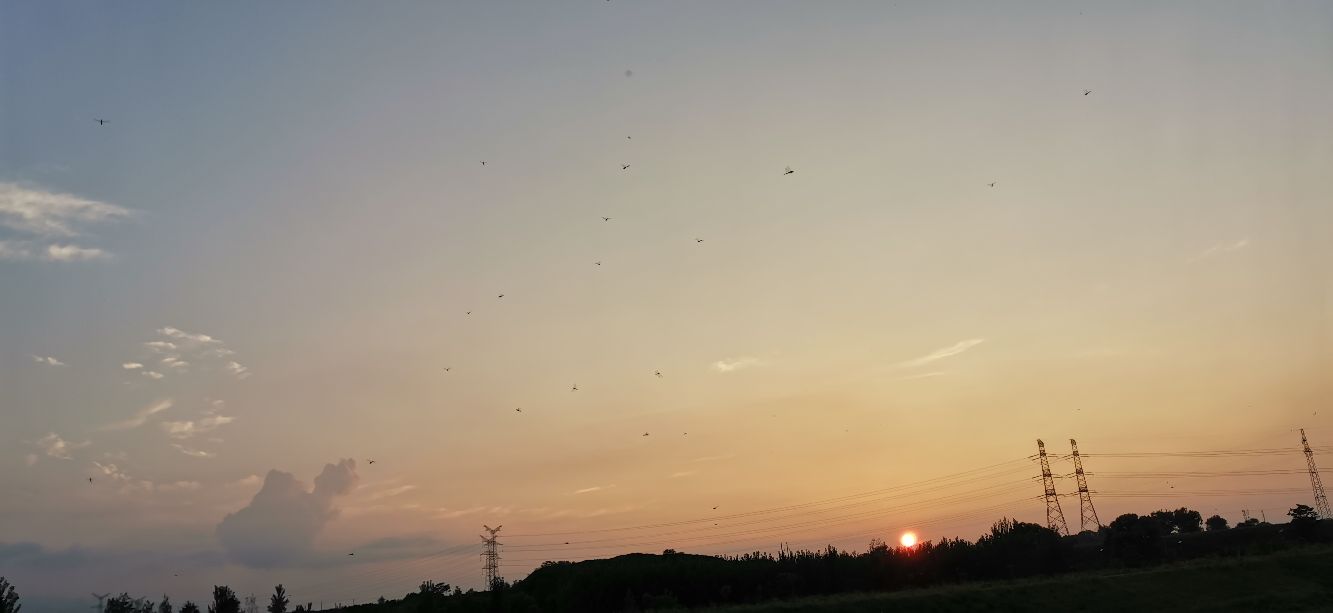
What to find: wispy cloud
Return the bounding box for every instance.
[122,362,143,370]
[172,444,215,458]
[0,182,129,262]
[34,433,89,460]
[138,326,250,380]
[897,371,946,380]
[898,338,985,368]
[691,454,736,463]
[142,370,165,380]
[160,402,234,440]
[31,355,65,367]
[713,356,763,373]
[573,484,616,495]
[102,399,174,431]
[669,471,697,478]
[364,485,418,502]
[1190,238,1250,262]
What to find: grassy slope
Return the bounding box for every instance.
[700,546,1333,613]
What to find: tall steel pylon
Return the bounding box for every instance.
[1036,439,1069,536]
[480,524,503,590]
[1300,429,1330,518]
[1069,439,1101,532]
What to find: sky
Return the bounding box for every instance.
[2,0,1332,610]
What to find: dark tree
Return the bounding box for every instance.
[266,585,288,613]
[208,587,240,613]
[137,599,156,613]
[180,602,200,613]
[1236,517,1261,528]
[1205,514,1228,531]
[1150,508,1202,533]
[1105,513,1166,565]
[1287,504,1320,542]
[0,577,19,613]
[105,594,136,613]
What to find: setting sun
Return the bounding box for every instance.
[900,532,918,548]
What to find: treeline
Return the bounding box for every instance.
[4,505,1329,613]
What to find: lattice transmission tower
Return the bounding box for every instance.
[481,524,503,590]
[1069,439,1101,532]
[1300,429,1330,518]
[1036,439,1069,536]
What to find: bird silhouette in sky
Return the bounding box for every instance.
[465,311,471,315]
[602,216,611,221]
[515,408,522,413]
[571,384,579,391]
[368,459,376,465]
[654,370,662,378]
[643,432,650,437]
[480,161,486,166]
[88,477,93,483]
[348,553,355,556]
[1084,89,1092,96]
[695,238,704,243]
[784,166,795,175]
[988,182,996,187]
[713,506,718,510]
[497,294,504,299]
[443,367,451,372]
[621,164,631,170]
[595,261,602,266]
[95,119,109,125]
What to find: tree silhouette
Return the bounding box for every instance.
[1105,513,1166,565]
[105,594,136,613]
[1149,508,1202,533]
[266,586,288,613]
[0,577,19,613]
[1205,514,1228,531]
[180,603,200,613]
[1287,504,1320,542]
[208,587,240,613]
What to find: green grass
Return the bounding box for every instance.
[699,546,1333,613]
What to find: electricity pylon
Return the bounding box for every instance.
[1300,429,1330,518]
[1070,439,1101,532]
[1036,439,1069,536]
[481,524,503,590]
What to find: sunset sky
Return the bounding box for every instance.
[3,1,1331,610]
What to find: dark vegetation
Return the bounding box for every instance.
[6,505,1330,613]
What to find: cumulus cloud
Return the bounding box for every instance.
[1190,238,1250,262]
[122,362,143,370]
[713,356,763,373]
[898,338,985,368]
[31,355,65,366]
[34,433,89,460]
[102,399,174,431]
[216,459,359,568]
[0,182,129,262]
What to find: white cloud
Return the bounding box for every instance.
[172,444,215,458]
[160,408,235,439]
[122,362,144,370]
[102,399,174,431]
[230,474,263,488]
[159,480,203,491]
[0,183,129,262]
[34,433,89,460]
[158,327,220,345]
[225,361,252,380]
[1190,238,1250,262]
[713,356,763,373]
[44,244,110,261]
[0,182,130,237]
[142,370,165,380]
[573,484,616,495]
[31,355,65,366]
[160,355,189,371]
[898,338,985,368]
